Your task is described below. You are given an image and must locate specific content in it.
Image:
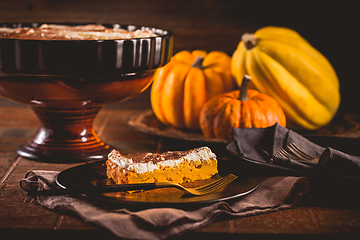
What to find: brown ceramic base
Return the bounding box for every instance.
[17,142,113,163]
[16,102,113,163]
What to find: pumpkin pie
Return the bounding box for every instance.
[0,23,157,40]
[106,146,218,184]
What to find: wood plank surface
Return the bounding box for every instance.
[0,91,360,238]
[0,1,360,239]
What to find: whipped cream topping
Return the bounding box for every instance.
[0,24,157,40]
[107,147,217,174]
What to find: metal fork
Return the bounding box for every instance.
[155,174,238,195]
[28,174,238,196]
[273,143,319,164]
[287,143,319,163]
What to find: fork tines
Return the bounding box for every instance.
[196,174,237,194]
[287,143,316,161]
[273,142,318,164]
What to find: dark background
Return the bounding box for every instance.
[0,0,358,114]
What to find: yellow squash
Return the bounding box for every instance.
[151,50,236,129]
[231,26,340,130]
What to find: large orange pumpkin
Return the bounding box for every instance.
[151,50,236,129]
[199,75,286,141]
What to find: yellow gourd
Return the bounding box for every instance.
[231,26,340,130]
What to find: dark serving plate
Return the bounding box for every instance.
[225,135,360,181]
[56,160,260,206]
[127,109,228,144]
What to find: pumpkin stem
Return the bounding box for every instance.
[191,56,205,69]
[242,33,257,50]
[239,75,252,101]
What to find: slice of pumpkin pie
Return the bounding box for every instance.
[106,146,218,184]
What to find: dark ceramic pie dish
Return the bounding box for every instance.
[0,23,173,163]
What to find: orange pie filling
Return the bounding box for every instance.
[106,147,218,184]
[0,24,157,40]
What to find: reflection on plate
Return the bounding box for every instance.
[127,109,229,144]
[56,160,260,205]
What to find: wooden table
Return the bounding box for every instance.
[0,88,360,239]
[0,1,359,238]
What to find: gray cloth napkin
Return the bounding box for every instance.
[20,170,309,240]
[232,123,360,177]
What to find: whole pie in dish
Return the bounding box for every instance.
[0,23,157,40]
[106,147,218,184]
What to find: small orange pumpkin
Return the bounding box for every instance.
[151,50,236,129]
[199,75,286,140]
